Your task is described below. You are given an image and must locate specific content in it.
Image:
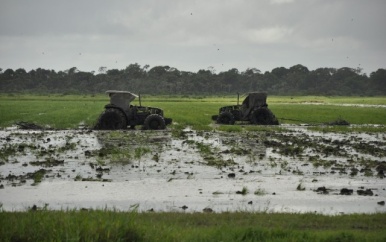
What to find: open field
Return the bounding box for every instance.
[0,94,386,129]
[1,94,386,241]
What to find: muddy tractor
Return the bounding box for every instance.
[212,92,279,125]
[94,90,172,130]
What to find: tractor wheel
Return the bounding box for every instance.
[217,112,235,125]
[250,108,279,125]
[164,118,173,126]
[95,108,127,130]
[143,114,166,130]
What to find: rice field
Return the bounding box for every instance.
[0,94,385,129]
[1,94,386,241]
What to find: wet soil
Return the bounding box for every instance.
[0,125,385,214]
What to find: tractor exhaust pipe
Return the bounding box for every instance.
[139,93,142,106]
[237,92,240,105]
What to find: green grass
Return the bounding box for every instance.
[271,104,386,125]
[1,210,385,242]
[1,94,386,241]
[0,98,103,129]
[0,94,385,129]
[268,95,386,105]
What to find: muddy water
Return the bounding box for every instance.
[0,126,385,214]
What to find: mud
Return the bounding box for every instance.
[0,125,385,214]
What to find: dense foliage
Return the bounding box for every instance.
[0,64,385,95]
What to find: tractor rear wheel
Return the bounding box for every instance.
[250,108,279,125]
[217,112,235,125]
[143,114,166,130]
[95,108,127,130]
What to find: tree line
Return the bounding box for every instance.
[0,64,385,95]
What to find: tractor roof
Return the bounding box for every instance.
[248,92,267,97]
[242,92,267,107]
[105,90,138,106]
[106,90,138,96]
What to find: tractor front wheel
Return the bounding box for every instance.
[217,112,235,125]
[143,114,166,130]
[95,108,127,130]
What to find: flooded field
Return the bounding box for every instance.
[0,125,385,214]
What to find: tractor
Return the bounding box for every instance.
[94,90,172,130]
[212,92,279,125]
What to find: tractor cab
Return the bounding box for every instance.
[106,90,138,111]
[240,92,268,118]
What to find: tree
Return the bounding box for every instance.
[106,69,121,76]
[3,69,15,78]
[15,68,27,77]
[271,67,288,78]
[330,67,366,95]
[194,69,215,94]
[98,66,107,74]
[219,68,239,92]
[285,64,310,93]
[65,67,78,75]
[242,68,261,77]
[148,66,170,78]
[0,63,384,95]
[124,63,145,79]
[369,69,386,94]
[289,64,309,74]
[241,68,262,92]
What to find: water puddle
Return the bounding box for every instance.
[0,126,385,214]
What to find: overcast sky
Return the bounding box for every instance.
[1,0,385,75]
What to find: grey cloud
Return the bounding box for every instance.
[0,0,385,74]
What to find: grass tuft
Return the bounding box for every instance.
[1,211,386,241]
